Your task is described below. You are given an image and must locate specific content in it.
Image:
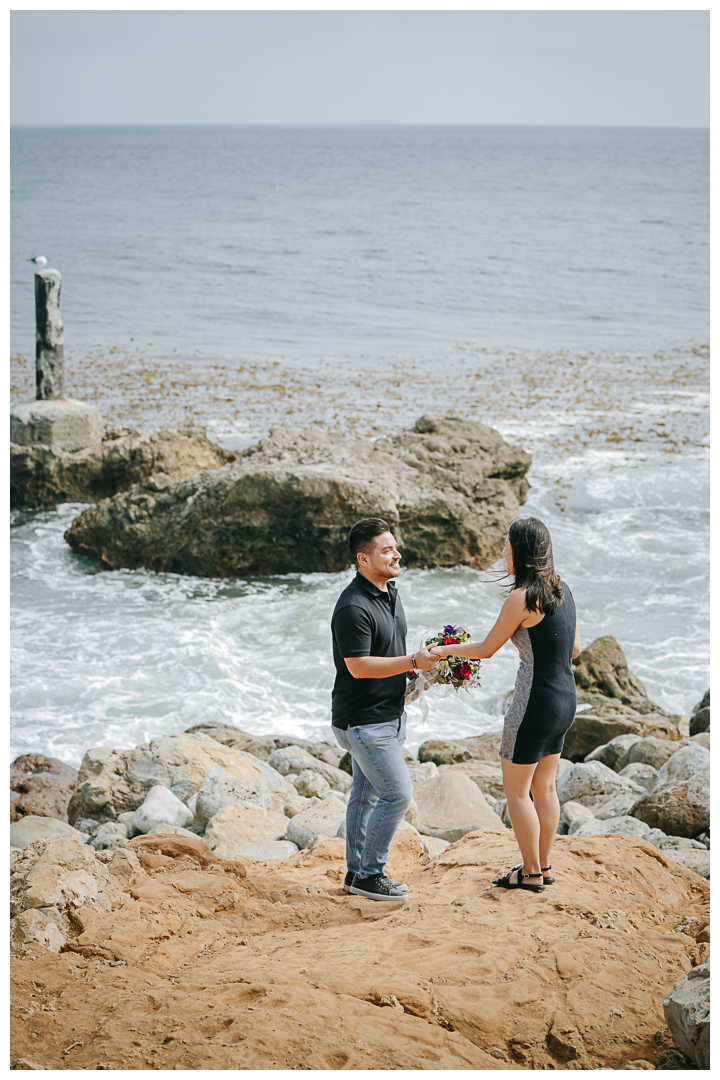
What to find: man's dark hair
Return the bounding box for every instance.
[348,518,391,559]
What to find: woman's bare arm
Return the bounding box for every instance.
[429,591,527,661]
[572,618,581,660]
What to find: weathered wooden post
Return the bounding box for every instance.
[10,263,102,453]
[34,268,65,399]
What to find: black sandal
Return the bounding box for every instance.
[492,865,546,893]
[541,866,555,885]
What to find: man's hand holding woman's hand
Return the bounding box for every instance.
[428,644,451,659]
[413,646,440,671]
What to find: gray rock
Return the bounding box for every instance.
[557,761,645,807]
[418,730,503,766]
[422,836,450,858]
[225,841,299,861]
[115,810,140,839]
[655,743,710,787]
[564,705,682,764]
[616,762,657,791]
[90,822,129,851]
[584,734,643,770]
[133,784,193,835]
[203,804,288,858]
[64,416,531,577]
[641,828,668,847]
[660,850,710,879]
[268,746,351,792]
[185,721,345,769]
[569,815,649,838]
[663,961,709,1068]
[285,797,347,850]
[195,761,294,826]
[406,761,439,785]
[616,736,684,773]
[11,398,102,455]
[10,815,89,851]
[413,771,504,842]
[560,800,596,829]
[655,835,707,851]
[293,770,330,798]
[588,788,647,820]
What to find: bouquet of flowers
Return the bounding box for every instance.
[405,624,482,718]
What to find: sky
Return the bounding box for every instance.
[10,8,709,128]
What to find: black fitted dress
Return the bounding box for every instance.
[500,582,577,764]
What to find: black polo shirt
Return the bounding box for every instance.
[331,572,408,730]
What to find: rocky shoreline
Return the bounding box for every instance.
[10,638,709,1070]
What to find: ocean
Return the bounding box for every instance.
[10,125,709,765]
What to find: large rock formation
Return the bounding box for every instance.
[10,830,709,1070]
[11,423,234,509]
[663,961,710,1069]
[63,415,531,577]
[689,689,710,735]
[10,753,78,823]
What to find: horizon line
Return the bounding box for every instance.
[10,121,709,131]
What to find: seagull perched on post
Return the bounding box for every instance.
[27,255,47,269]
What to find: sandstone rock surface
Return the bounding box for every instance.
[663,960,709,1068]
[11,423,234,509]
[64,416,531,576]
[203,804,289,858]
[413,771,504,841]
[10,753,78,823]
[418,730,503,766]
[10,831,709,1070]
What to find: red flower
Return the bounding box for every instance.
[455,663,472,680]
[443,636,460,646]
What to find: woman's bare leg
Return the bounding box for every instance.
[497,759,542,884]
[530,753,562,879]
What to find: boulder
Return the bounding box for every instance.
[654,743,710,788]
[688,690,709,737]
[663,961,709,1068]
[405,761,439,785]
[418,730,503,766]
[630,777,709,838]
[268,746,351,793]
[689,732,710,749]
[126,833,216,869]
[563,707,681,763]
[10,837,122,954]
[186,721,345,769]
[559,801,596,831]
[441,761,506,800]
[616,763,657,792]
[285,797,347,850]
[67,732,295,831]
[133,784,194,834]
[292,770,330,798]
[404,798,418,827]
[556,761,645,808]
[284,796,314,819]
[569,815,649,838]
[422,836,450,858]
[655,835,707,851]
[588,789,648,820]
[63,416,531,577]
[11,422,235,510]
[90,821,129,850]
[203,804,289,858]
[10,815,89,851]
[583,734,642,771]
[661,850,710,879]
[116,810,141,838]
[194,759,294,826]
[10,753,78,823]
[616,737,688,773]
[413,771,504,842]
[572,636,650,710]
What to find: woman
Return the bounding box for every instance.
[429,517,580,892]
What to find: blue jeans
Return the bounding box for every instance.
[332,713,414,879]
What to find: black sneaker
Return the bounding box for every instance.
[348,873,409,902]
[343,871,407,894]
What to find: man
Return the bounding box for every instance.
[330,518,438,902]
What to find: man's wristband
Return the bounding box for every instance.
[410,654,416,671]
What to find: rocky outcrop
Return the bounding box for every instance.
[9,831,709,1070]
[63,416,531,577]
[418,731,503,766]
[184,721,346,768]
[663,960,710,1069]
[11,423,235,509]
[10,753,78,823]
[630,777,710,839]
[413,771,504,841]
[689,689,710,735]
[66,732,295,833]
[10,815,89,851]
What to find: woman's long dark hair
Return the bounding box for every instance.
[507,517,564,614]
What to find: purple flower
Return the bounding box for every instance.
[443,624,461,636]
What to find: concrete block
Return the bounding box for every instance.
[11,399,102,452]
